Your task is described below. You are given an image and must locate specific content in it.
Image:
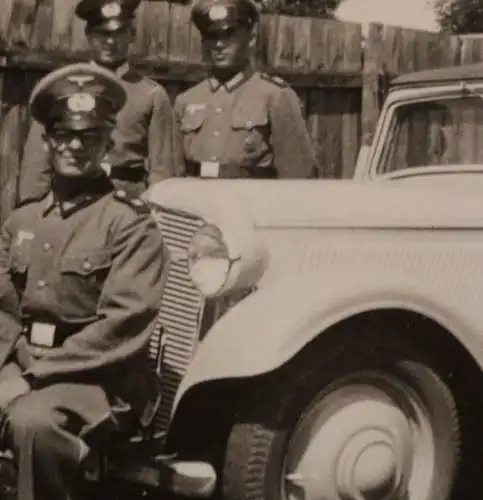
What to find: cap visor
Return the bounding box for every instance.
[51,119,113,131]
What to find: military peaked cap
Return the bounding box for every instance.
[76,0,141,31]
[29,62,127,130]
[191,0,259,35]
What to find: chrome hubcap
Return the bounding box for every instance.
[283,370,438,500]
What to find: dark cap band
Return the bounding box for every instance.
[191,0,259,35]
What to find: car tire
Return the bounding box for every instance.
[222,331,465,500]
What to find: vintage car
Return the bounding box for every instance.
[3,64,483,500]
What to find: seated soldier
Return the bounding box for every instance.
[0,63,169,500]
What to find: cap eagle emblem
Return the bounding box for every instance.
[208,5,229,20]
[101,2,122,18]
[67,92,96,112]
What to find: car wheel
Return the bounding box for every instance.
[222,334,463,500]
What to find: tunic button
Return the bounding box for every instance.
[83,261,93,272]
[43,242,51,251]
[214,131,220,137]
[216,107,222,113]
[37,280,46,289]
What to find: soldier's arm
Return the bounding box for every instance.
[0,217,24,353]
[269,86,318,178]
[17,120,52,205]
[147,86,185,184]
[23,209,169,386]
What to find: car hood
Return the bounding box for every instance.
[147,178,483,229]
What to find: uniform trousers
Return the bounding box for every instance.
[0,362,110,500]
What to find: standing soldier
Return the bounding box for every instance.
[19,0,184,201]
[174,0,317,179]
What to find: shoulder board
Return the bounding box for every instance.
[260,72,287,88]
[113,190,151,214]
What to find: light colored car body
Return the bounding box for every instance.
[150,179,483,409]
[145,62,483,500]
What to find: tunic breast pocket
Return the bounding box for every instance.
[231,109,270,162]
[59,251,112,319]
[180,107,206,157]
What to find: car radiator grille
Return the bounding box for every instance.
[149,207,206,433]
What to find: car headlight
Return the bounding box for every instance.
[188,222,267,298]
[188,225,236,297]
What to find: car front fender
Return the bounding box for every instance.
[172,268,483,415]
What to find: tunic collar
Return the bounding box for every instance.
[208,67,255,93]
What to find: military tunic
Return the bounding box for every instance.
[0,175,167,500]
[174,69,317,178]
[18,63,184,203]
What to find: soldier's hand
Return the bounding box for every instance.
[0,377,31,410]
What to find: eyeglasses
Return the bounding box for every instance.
[48,129,106,148]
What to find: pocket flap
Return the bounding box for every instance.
[231,107,268,130]
[180,106,206,132]
[61,251,112,276]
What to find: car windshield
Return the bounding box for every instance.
[379,96,483,174]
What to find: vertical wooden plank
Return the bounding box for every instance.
[383,26,418,76]
[461,36,483,64]
[343,21,363,73]
[0,0,18,48]
[361,22,383,145]
[30,0,54,51]
[380,25,401,75]
[50,0,76,52]
[259,13,278,68]
[448,35,462,66]
[425,32,456,68]
[323,20,346,72]
[188,18,204,63]
[131,0,147,56]
[256,13,270,67]
[457,37,483,165]
[308,18,328,72]
[406,108,429,167]
[133,0,170,60]
[0,69,27,221]
[341,89,361,178]
[291,16,311,71]
[272,14,294,70]
[168,4,192,62]
[70,0,89,53]
[307,89,342,179]
[390,116,408,172]
[8,0,38,48]
[458,36,483,163]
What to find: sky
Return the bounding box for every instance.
[335,0,439,34]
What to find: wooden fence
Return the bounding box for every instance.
[0,0,482,220]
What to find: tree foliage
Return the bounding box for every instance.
[434,0,483,33]
[257,0,342,18]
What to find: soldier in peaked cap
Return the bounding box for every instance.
[19,0,184,204]
[174,0,317,179]
[0,63,169,500]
